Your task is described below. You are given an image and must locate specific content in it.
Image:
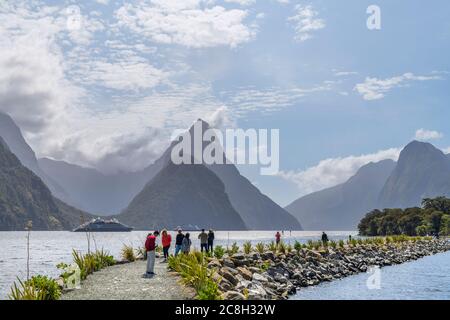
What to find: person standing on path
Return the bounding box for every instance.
[182,233,192,254]
[207,229,215,253]
[322,232,329,245]
[198,229,208,253]
[144,231,159,277]
[161,229,172,262]
[175,229,184,256]
[275,231,281,246]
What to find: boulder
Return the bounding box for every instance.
[223,291,246,300]
[236,267,253,281]
[221,270,239,286]
[252,273,269,283]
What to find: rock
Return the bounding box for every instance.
[221,266,239,275]
[235,280,252,291]
[223,258,235,268]
[273,273,288,284]
[232,253,245,260]
[223,291,246,300]
[56,278,65,289]
[236,267,253,281]
[221,270,239,286]
[208,259,222,269]
[219,281,233,292]
[252,273,269,283]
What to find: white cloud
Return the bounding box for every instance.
[115,0,256,48]
[443,147,450,154]
[334,71,358,77]
[224,0,255,6]
[288,5,325,42]
[221,82,333,115]
[354,72,441,100]
[415,129,443,141]
[278,147,401,196]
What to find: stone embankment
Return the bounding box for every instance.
[207,239,450,300]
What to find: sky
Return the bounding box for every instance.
[0,0,449,206]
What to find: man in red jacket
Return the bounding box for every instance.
[145,231,159,277]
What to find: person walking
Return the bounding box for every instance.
[207,229,215,253]
[322,232,329,245]
[144,231,159,277]
[161,229,172,262]
[175,229,184,256]
[198,229,208,253]
[182,233,192,254]
[275,231,281,246]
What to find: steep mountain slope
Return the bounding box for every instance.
[119,162,247,230]
[0,138,90,231]
[378,141,450,208]
[286,160,396,230]
[145,119,302,230]
[38,158,160,214]
[0,112,68,202]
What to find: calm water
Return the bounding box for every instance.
[293,250,450,300]
[0,230,353,299]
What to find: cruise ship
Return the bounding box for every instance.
[73,218,133,232]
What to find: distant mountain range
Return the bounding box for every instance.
[286,141,450,230]
[0,137,90,231]
[0,113,302,230]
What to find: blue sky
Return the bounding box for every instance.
[0,0,449,206]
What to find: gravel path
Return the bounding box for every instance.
[62,258,195,300]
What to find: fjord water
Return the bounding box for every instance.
[0,231,448,300]
[292,250,450,300]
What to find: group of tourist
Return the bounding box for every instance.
[143,228,215,277]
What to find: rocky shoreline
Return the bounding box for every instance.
[205,239,450,300]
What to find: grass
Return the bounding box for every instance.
[227,242,239,256]
[213,245,225,259]
[72,249,115,280]
[168,251,221,300]
[267,241,277,253]
[243,241,252,254]
[121,244,136,262]
[9,276,61,300]
[255,242,265,254]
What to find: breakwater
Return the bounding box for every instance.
[207,239,449,300]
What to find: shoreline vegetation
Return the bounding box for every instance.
[359,197,450,237]
[8,236,449,300]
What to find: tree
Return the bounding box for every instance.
[422,197,450,214]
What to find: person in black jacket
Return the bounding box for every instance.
[207,229,215,253]
[175,229,184,256]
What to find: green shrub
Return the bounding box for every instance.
[278,241,286,254]
[227,242,240,255]
[9,276,61,300]
[213,245,225,259]
[255,242,265,254]
[121,244,136,262]
[72,249,115,280]
[267,241,277,253]
[338,240,345,248]
[294,240,302,252]
[286,244,293,253]
[329,240,337,248]
[168,253,221,300]
[243,241,252,254]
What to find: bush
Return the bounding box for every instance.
[255,242,265,254]
[72,249,115,280]
[213,245,225,259]
[168,253,221,300]
[9,276,61,300]
[329,240,337,248]
[243,241,252,254]
[267,241,277,253]
[278,241,286,254]
[121,244,136,262]
[294,241,302,252]
[227,242,239,255]
[338,240,345,248]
